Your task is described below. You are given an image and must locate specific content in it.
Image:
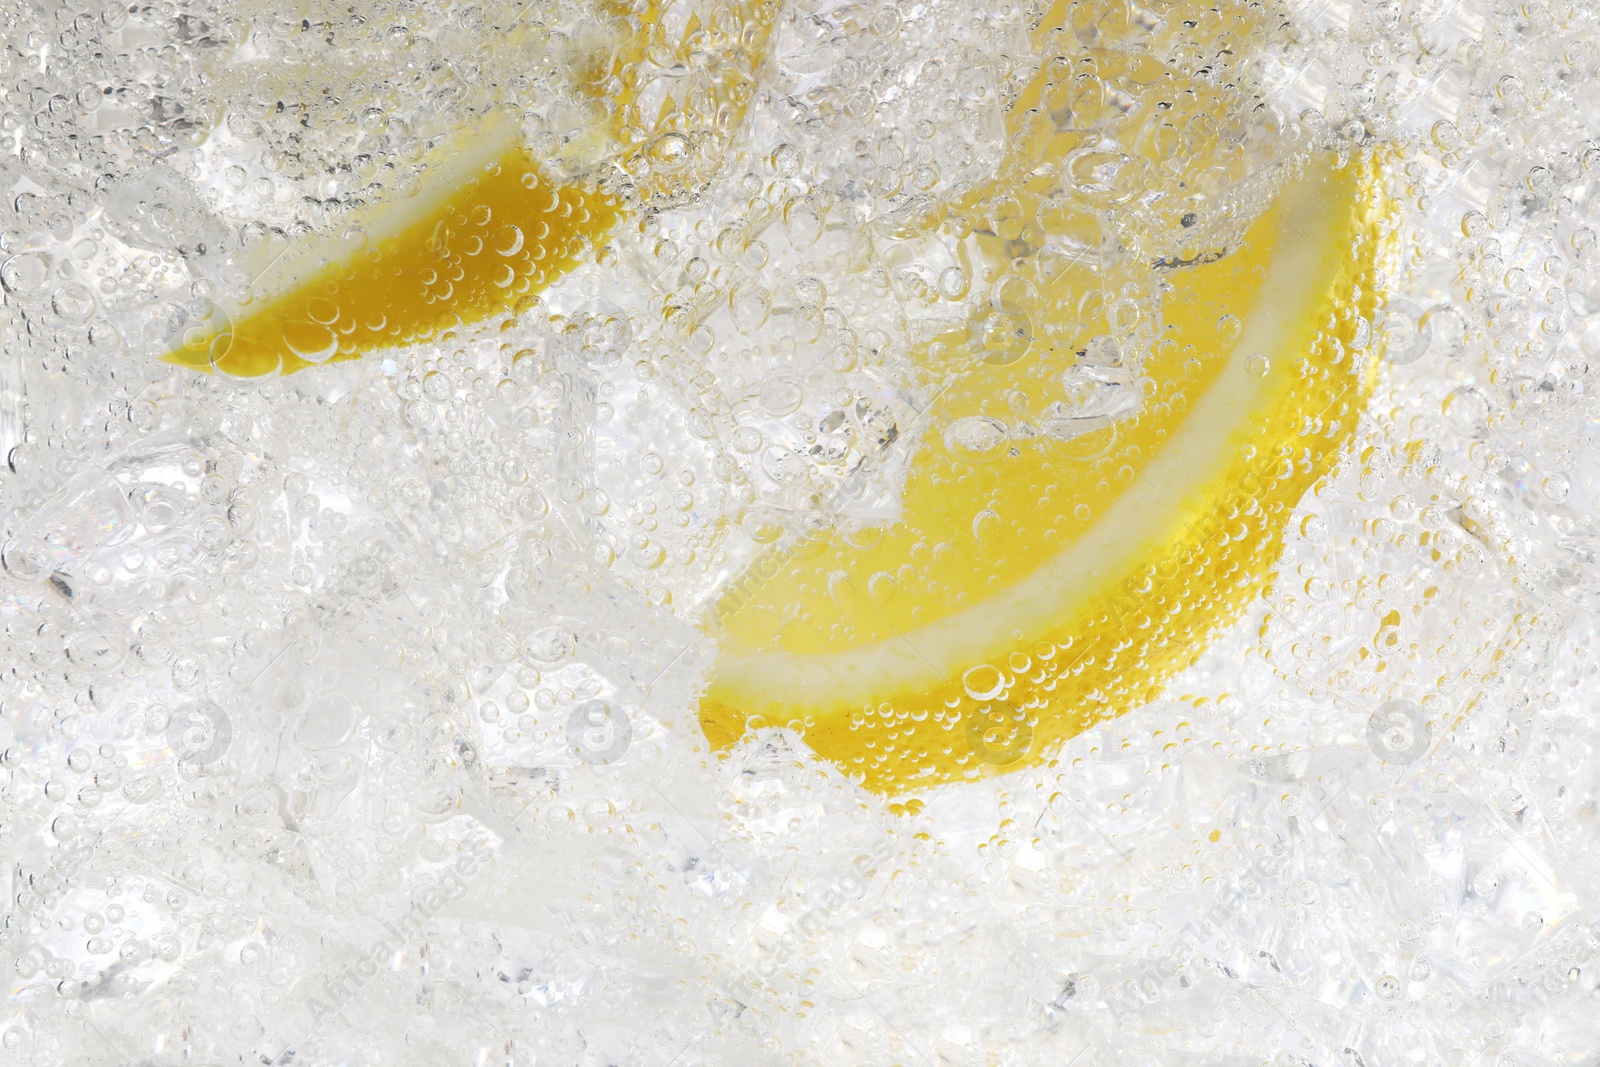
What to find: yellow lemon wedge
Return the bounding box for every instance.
[701,152,1393,795]
[168,0,779,377]
[697,0,1398,794]
[170,113,622,378]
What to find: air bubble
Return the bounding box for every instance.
[0,252,50,293]
[2,538,52,580]
[284,321,337,363]
[944,416,1009,460]
[524,625,577,665]
[962,664,1006,701]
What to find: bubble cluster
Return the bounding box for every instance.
[4,0,1600,1063]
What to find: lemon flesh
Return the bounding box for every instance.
[700,150,1392,794]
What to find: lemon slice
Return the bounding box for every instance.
[169,0,779,377]
[169,113,621,378]
[699,148,1393,794]
[164,4,629,377]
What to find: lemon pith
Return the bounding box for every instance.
[699,151,1393,794]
